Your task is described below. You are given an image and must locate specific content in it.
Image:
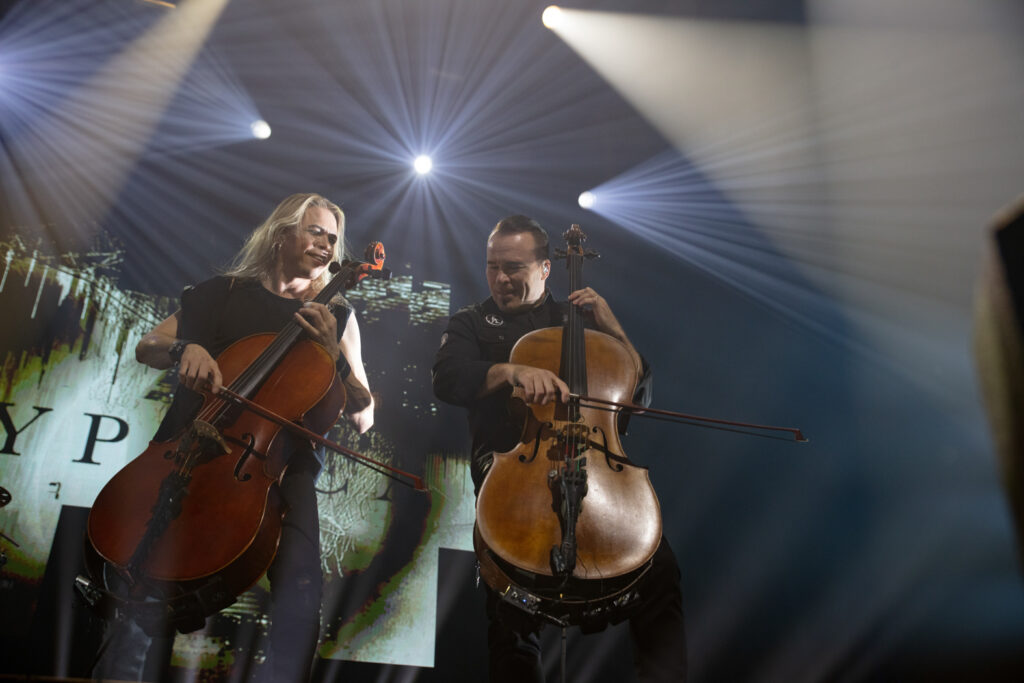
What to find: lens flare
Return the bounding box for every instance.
[250,119,271,139]
[414,154,433,174]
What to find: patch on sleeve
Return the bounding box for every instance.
[439,332,448,348]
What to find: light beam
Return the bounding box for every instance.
[0,0,231,249]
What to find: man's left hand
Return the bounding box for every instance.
[294,302,340,361]
[568,287,643,372]
[568,287,627,340]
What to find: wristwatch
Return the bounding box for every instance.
[168,339,194,363]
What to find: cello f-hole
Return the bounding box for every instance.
[518,422,553,464]
[231,432,258,482]
[591,426,625,472]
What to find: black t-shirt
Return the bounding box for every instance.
[153,276,350,441]
[431,291,651,490]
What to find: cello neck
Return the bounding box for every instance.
[560,224,594,422]
[226,262,354,401]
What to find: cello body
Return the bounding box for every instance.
[87,334,342,596]
[474,226,662,626]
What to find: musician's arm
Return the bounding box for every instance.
[480,363,568,405]
[432,312,494,406]
[135,310,222,391]
[432,310,568,406]
[568,287,644,373]
[568,288,652,429]
[338,313,374,433]
[135,311,181,369]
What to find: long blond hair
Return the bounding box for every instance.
[224,193,346,293]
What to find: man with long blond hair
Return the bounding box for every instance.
[93,193,373,682]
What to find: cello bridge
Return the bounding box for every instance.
[557,422,591,455]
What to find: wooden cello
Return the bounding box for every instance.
[474,225,662,626]
[83,245,400,632]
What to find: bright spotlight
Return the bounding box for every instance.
[542,6,564,30]
[250,119,271,139]
[413,155,433,175]
[578,191,596,209]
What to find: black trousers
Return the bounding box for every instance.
[260,449,324,682]
[91,450,324,682]
[486,538,687,683]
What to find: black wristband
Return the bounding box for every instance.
[168,339,195,363]
[335,353,351,379]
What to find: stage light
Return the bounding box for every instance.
[413,154,433,175]
[250,119,271,139]
[578,191,595,209]
[542,6,564,30]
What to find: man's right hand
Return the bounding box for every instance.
[178,344,223,394]
[509,364,570,405]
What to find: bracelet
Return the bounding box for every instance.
[168,339,195,363]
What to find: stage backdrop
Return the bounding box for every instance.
[0,234,477,676]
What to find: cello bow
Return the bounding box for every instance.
[216,387,426,491]
[573,393,808,443]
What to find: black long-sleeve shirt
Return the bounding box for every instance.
[431,291,652,490]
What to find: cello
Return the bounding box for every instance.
[474,224,662,627]
[82,244,419,633]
